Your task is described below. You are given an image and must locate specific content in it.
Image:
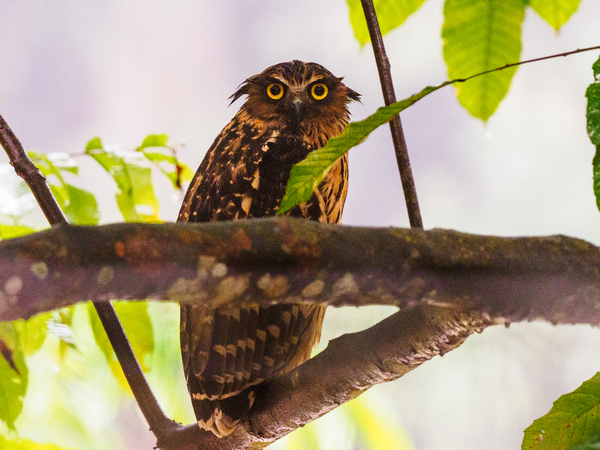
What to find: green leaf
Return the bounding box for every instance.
[28,152,100,225]
[139,149,194,190]
[87,302,155,392]
[346,0,427,46]
[139,133,169,149]
[0,436,76,450]
[278,83,448,214]
[587,56,600,211]
[442,0,525,120]
[522,372,600,449]
[529,0,581,30]
[85,136,103,151]
[0,224,36,240]
[12,312,52,356]
[85,145,161,222]
[571,433,600,450]
[0,324,28,430]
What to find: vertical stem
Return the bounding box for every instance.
[360,0,423,229]
[0,112,174,438]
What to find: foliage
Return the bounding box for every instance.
[346,0,580,119]
[523,372,600,449]
[442,0,524,121]
[588,56,600,211]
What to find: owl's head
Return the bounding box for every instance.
[230,60,360,136]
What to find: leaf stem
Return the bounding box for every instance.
[0,112,175,445]
[360,0,423,229]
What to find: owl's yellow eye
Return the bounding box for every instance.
[266,83,284,100]
[311,83,328,100]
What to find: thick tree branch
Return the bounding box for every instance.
[361,0,423,228]
[1,217,598,327]
[0,112,175,443]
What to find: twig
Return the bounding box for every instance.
[455,45,600,83]
[0,112,175,445]
[360,0,423,229]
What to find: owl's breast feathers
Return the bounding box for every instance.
[178,109,348,224]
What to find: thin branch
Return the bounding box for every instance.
[0,112,174,443]
[456,45,600,83]
[360,0,423,229]
[2,218,600,327]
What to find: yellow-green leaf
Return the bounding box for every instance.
[0,436,76,450]
[29,152,100,225]
[523,372,600,449]
[346,0,427,46]
[86,146,160,222]
[85,136,103,151]
[0,224,37,240]
[529,0,581,30]
[87,302,155,392]
[139,134,169,149]
[442,0,525,120]
[0,324,28,430]
[587,56,600,211]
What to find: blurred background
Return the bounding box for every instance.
[1,0,600,449]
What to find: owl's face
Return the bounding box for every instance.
[230,60,360,134]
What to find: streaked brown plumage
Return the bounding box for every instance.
[178,60,359,437]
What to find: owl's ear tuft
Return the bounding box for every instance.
[347,88,361,103]
[229,75,258,106]
[335,77,361,103]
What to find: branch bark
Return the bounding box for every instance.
[1,217,599,326]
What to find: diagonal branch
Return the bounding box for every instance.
[0,112,176,441]
[360,0,423,228]
[159,304,496,450]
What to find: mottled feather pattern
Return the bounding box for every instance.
[178,60,359,437]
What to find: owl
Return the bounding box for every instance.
[178,60,360,437]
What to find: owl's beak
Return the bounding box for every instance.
[292,99,303,124]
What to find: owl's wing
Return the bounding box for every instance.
[178,116,331,437]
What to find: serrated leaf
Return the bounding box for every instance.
[139,133,169,149]
[278,83,448,214]
[0,436,77,450]
[87,302,155,392]
[442,0,525,120]
[523,372,600,449]
[529,0,581,30]
[346,0,427,46]
[86,145,160,222]
[0,324,28,430]
[587,56,600,211]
